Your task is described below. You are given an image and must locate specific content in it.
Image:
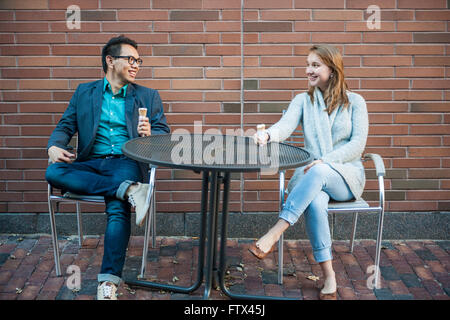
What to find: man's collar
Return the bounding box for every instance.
[103,77,128,97]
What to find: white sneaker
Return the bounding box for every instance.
[126,182,150,227]
[97,281,117,300]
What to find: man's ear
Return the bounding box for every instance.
[106,55,114,71]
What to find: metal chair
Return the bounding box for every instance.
[47,136,157,277]
[276,121,385,289]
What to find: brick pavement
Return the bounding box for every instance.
[0,234,448,300]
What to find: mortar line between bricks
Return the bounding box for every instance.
[0,236,449,300]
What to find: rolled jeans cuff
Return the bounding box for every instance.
[279,208,300,226]
[98,273,122,286]
[313,246,333,263]
[116,180,135,201]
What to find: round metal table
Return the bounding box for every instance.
[122,133,313,299]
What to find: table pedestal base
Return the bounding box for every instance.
[127,171,295,300]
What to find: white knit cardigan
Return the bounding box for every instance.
[267,87,369,200]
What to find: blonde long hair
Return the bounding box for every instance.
[307,45,349,114]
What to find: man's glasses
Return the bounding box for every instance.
[112,55,143,66]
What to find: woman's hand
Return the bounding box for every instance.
[304,159,323,174]
[253,132,269,146]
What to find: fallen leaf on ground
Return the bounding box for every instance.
[306,275,320,281]
[125,286,136,295]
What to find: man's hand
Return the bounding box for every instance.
[138,116,151,137]
[304,159,323,174]
[48,146,75,163]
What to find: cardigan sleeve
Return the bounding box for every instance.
[266,93,304,143]
[320,94,368,164]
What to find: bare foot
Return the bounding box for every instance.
[255,233,277,254]
[320,271,336,294]
[255,219,289,253]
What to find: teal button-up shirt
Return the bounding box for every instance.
[90,78,129,158]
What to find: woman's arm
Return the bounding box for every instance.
[266,93,304,143]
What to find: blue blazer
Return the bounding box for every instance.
[47,79,170,181]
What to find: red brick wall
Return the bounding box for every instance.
[0,0,449,216]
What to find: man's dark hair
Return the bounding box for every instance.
[101,35,138,73]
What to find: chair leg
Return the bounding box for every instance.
[350,212,358,253]
[140,167,156,278]
[140,209,152,279]
[48,199,62,276]
[151,192,156,248]
[76,202,83,247]
[374,209,385,289]
[278,233,284,285]
[277,170,285,285]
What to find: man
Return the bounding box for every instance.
[45,35,170,300]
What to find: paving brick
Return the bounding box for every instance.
[0,270,13,285]
[261,271,278,284]
[345,265,365,280]
[0,244,17,254]
[392,260,415,274]
[426,260,447,275]
[0,292,18,300]
[414,249,438,261]
[0,236,448,301]
[358,293,377,300]
[352,279,373,294]
[41,276,64,292]
[28,271,48,285]
[436,241,450,252]
[388,280,410,295]
[17,285,41,300]
[338,287,357,300]
[22,253,41,265]
[393,294,414,300]
[11,248,28,259]
[400,273,423,288]
[264,284,283,297]
[2,276,27,293]
[160,245,177,256]
[422,279,446,296]
[36,259,55,273]
[374,288,394,300]
[0,253,9,266]
[301,287,319,300]
[380,266,401,280]
[414,265,435,280]
[409,287,433,300]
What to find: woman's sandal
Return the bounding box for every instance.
[319,289,337,300]
[248,241,276,260]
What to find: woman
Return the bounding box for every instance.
[251,44,368,300]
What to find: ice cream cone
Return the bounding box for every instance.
[138,108,147,117]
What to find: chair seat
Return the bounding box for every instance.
[62,192,104,202]
[328,199,369,210]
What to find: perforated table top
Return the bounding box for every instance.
[122,133,312,172]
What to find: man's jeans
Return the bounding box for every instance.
[45,155,142,285]
[280,163,354,263]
